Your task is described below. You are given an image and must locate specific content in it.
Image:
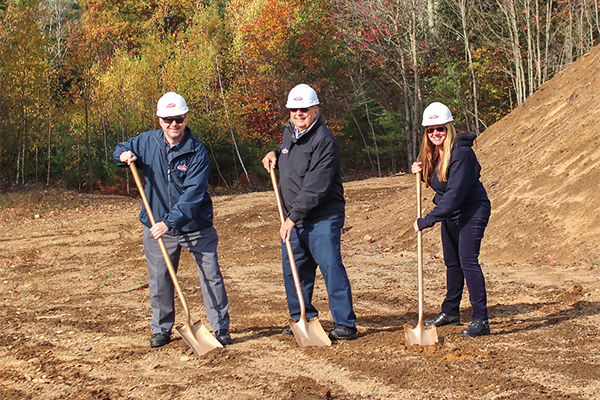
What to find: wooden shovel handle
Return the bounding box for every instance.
[269,168,307,322]
[128,163,192,327]
[416,172,424,325]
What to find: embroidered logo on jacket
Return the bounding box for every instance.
[177,165,188,171]
[282,148,289,154]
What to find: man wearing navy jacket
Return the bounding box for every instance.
[113,92,231,348]
[262,84,357,341]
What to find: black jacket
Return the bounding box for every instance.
[113,128,214,233]
[418,133,491,230]
[274,115,345,224]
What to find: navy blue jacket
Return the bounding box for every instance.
[274,114,345,224]
[418,133,491,230]
[113,127,214,234]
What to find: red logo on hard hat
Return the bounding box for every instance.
[429,114,439,119]
[293,96,303,101]
[167,103,176,108]
[177,165,188,171]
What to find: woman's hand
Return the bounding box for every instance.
[411,162,422,174]
[413,220,420,233]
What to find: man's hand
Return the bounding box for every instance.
[262,151,277,173]
[279,218,296,242]
[119,151,137,165]
[150,221,169,240]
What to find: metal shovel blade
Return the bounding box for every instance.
[289,317,332,347]
[404,322,439,346]
[176,320,223,357]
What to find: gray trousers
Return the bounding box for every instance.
[143,226,230,335]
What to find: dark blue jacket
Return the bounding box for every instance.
[418,133,491,230]
[274,114,345,224]
[113,128,214,233]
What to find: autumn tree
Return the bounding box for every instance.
[0,0,50,183]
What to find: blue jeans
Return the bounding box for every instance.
[440,216,489,320]
[281,217,356,329]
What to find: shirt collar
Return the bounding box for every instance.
[292,115,320,139]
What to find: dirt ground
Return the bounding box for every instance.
[2,44,600,400]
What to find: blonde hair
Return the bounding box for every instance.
[418,122,457,185]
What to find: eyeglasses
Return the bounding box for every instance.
[427,126,447,134]
[162,116,185,124]
[289,107,311,113]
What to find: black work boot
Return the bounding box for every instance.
[461,319,490,338]
[328,325,358,340]
[424,312,460,327]
[150,333,171,348]
[215,330,233,346]
[282,327,294,336]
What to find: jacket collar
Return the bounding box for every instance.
[155,127,194,152]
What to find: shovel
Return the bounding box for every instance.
[269,168,331,347]
[404,172,439,346]
[129,163,222,356]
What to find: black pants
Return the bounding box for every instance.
[440,215,489,320]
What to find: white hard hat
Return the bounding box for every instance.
[286,84,320,108]
[156,92,189,118]
[422,102,453,126]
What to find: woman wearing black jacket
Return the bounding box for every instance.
[411,102,491,338]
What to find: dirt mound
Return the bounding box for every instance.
[476,44,600,266]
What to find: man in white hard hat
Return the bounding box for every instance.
[262,84,358,340]
[113,92,232,348]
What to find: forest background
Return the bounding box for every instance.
[1,0,599,193]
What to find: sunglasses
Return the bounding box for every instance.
[289,107,311,113]
[162,116,185,124]
[427,126,447,134]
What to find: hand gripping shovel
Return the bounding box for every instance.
[129,163,222,356]
[270,169,331,347]
[404,172,439,346]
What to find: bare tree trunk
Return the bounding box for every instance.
[526,0,535,96]
[498,0,527,104]
[84,95,93,194]
[394,52,419,167]
[118,88,130,195]
[544,0,551,82]
[343,87,375,173]
[408,2,423,154]
[595,0,600,37]
[208,144,231,189]
[46,104,51,185]
[16,145,21,184]
[458,0,480,133]
[563,1,574,67]
[534,0,542,88]
[101,113,109,180]
[215,54,250,186]
[351,72,381,177]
